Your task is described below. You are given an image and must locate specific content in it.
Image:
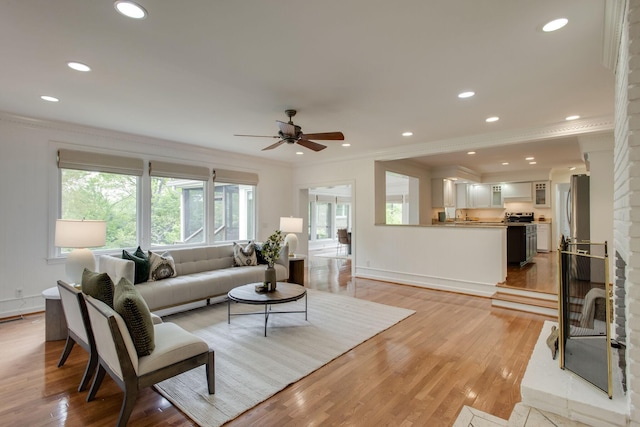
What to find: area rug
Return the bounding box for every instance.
[154,289,414,427]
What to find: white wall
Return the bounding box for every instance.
[0,114,293,317]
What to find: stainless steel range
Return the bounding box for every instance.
[506,212,535,223]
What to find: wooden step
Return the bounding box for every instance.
[491,291,558,317]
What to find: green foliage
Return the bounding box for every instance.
[150,177,181,245]
[261,230,284,267]
[386,202,403,224]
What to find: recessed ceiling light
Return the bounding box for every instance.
[502,162,509,166]
[566,115,580,121]
[458,91,475,99]
[342,143,351,147]
[296,151,303,155]
[402,131,413,137]
[486,116,499,123]
[525,156,535,161]
[569,166,576,171]
[543,18,568,32]
[467,151,476,155]
[41,95,59,102]
[114,1,147,19]
[67,61,91,72]
[529,161,537,165]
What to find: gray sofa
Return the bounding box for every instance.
[98,243,289,311]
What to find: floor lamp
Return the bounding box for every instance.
[55,219,107,285]
[280,217,303,257]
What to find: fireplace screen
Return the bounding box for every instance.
[558,237,612,398]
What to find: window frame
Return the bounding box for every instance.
[52,147,259,260]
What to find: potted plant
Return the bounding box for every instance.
[261,230,284,291]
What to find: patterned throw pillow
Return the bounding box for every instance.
[233,241,257,266]
[148,251,177,281]
[114,277,155,356]
[81,268,115,308]
[122,246,150,284]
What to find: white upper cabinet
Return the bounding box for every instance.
[502,182,532,200]
[533,181,551,207]
[471,184,491,208]
[432,178,456,207]
[456,183,472,208]
[490,185,503,208]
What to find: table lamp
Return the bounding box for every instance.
[279,217,303,257]
[55,219,107,284]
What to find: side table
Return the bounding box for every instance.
[288,255,306,285]
[42,286,68,341]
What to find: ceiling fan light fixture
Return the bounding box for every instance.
[114,1,147,19]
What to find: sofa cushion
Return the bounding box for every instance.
[114,277,155,356]
[233,241,257,266]
[81,268,115,308]
[123,247,150,284]
[148,251,177,281]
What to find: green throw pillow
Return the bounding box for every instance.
[122,247,150,284]
[81,268,115,308]
[114,277,155,356]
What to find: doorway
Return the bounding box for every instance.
[306,184,353,258]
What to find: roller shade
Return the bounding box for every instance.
[213,169,259,185]
[57,149,144,176]
[149,161,210,181]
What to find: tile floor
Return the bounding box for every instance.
[453,404,590,427]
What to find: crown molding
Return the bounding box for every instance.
[0,111,291,169]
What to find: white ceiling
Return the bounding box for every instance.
[0,1,614,171]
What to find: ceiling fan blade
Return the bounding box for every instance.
[234,134,279,138]
[297,139,327,152]
[262,140,286,151]
[300,131,344,141]
[276,120,296,136]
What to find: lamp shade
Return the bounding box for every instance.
[55,219,107,248]
[279,217,303,233]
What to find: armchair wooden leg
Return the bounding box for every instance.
[206,350,215,394]
[117,388,139,427]
[87,364,106,402]
[78,349,98,392]
[57,336,76,367]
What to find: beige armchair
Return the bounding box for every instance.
[56,280,97,392]
[84,296,215,427]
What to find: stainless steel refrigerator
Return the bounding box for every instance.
[568,174,590,280]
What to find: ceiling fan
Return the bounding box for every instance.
[234,109,345,152]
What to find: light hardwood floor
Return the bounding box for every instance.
[0,257,548,426]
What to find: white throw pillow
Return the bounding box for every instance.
[233,241,257,266]
[148,251,177,281]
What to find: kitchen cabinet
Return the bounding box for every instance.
[471,184,491,208]
[491,185,503,208]
[533,181,550,208]
[502,182,532,201]
[432,178,455,207]
[455,183,472,208]
[536,222,551,252]
[507,224,537,266]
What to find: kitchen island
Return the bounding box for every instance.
[356,223,507,297]
[507,223,537,267]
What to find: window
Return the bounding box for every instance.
[214,182,255,242]
[385,171,419,225]
[56,150,260,255]
[61,169,139,250]
[151,177,205,246]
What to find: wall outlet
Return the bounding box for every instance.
[15,288,23,299]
